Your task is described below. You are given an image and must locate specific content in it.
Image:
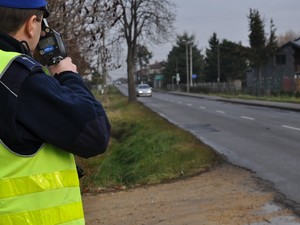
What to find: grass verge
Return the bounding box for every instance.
[77,86,222,192]
[219,93,300,103]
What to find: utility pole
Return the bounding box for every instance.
[176,58,179,89]
[217,44,220,83]
[186,41,189,93]
[190,44,193,87]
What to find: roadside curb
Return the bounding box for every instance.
[167,91,300,112]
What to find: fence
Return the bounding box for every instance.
[166,80,242,95]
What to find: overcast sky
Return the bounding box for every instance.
[111,0,300,79]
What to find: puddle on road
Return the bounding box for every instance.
[249,203,300,225]
[249,216,300,225]
[257,203,282,215]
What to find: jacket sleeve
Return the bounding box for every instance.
[16,70,111,158]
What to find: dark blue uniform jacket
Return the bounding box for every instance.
[0,32,111,158]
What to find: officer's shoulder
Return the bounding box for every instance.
[14,55,43,72]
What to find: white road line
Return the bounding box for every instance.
[199,106,207,109]
[187,103,193,107]
[240,116,255,121]
[178,101,182,104]
[282,125,300,131]
[216,110,225,114]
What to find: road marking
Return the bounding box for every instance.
[178,101,182,104]
[199,106,207,109]
[216,110,226,114]
[240,116,255,121]
[282,125,300,131]
[187,103,193,107]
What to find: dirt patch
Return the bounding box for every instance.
[83,163,299,225]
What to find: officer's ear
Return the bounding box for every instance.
[25,15,39,38]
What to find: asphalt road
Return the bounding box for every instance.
[117,85,300,207]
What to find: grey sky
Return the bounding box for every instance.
[111,0,300,79]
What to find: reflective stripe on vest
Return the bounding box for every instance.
[0,145,85,225]
[0,50,85,225]
[0,202,84,225]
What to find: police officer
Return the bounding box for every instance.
[0,0,111,224]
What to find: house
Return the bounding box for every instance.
[135,61,165,88]
[148,61,165,88]
[247,37,300,94]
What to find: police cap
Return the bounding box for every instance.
[0,0,49,17]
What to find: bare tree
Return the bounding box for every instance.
[277,30,300,47]
[47,0,175,99]
[112,0,176,102]
[47,0,121,77]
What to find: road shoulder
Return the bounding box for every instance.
[83,163,300,225]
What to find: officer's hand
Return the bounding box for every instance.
[48,57,78,75]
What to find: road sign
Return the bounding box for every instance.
[176,73,180,82]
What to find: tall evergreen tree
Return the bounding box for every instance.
[248,8,266,69]
[248,9,278,94]
[164,33,204,85]
[219,40,248,81]
[205,32,219,82]
[135,44,152,83]
[266,19,278,58]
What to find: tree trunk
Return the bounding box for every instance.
[127,47,137,102]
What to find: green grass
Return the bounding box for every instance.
[77,87,221,191]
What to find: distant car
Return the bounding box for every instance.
[136,84,152,97]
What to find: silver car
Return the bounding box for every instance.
[136,84,152,97]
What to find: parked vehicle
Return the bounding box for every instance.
[136,84,152,97]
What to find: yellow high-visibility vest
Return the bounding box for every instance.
[0,50,85,225]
